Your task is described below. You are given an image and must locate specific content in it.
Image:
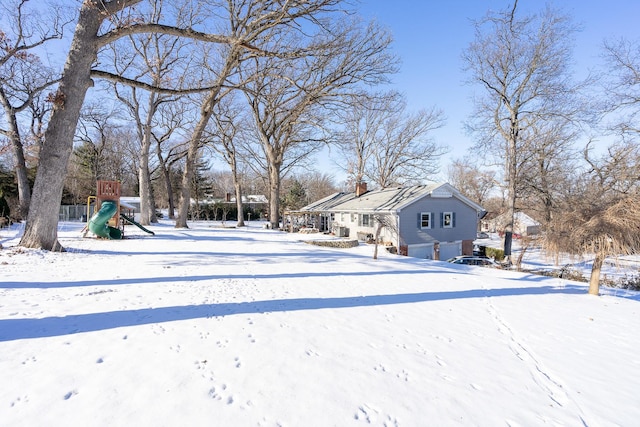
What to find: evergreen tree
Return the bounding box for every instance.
[282,180,307,211]
[190,158,215,219]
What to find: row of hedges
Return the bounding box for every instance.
[189,204,266,221]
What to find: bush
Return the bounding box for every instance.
[616,274,640,291]
[557,264,585,282]
[485,247,505,261]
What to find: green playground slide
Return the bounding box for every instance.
[88,200,122,239]
[120,213,155,235]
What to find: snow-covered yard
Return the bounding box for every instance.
[1,221,639,426]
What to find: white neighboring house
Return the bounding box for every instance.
[296,182,486,260]
[481,211,541,237]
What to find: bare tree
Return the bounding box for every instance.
[601,37,640,141]
[336,91,446,189]
[241,18,397,228]
[447,157,497,206]
[296,171,339,205]
[369,103,446,188]
[68,108,138,203]
[0,0,71,219]
[241,55,326,229]
[205,94,248,227]
[545,142,640,295]
[152,102,191,219]
[559,37,640,288]
[172,0,358,229]
[372,214,397,260]
[335,92,398,185]
[463,1,582,263]
[517,119,579,224]
[106,0,197,225]
[72,103,124,184]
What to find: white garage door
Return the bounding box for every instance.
[439,242,461,261]
[408,243,435,259]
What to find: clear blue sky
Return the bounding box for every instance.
[325,0,640,182]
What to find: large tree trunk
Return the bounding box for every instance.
[139,135,155,225]
[2,105,31,219]
[234,177,245,227]
[163,162,175,219]
[137,91,160,225]
[19,4,105,251]
[588,252,604,296]
[267,163,281,230]
[175,138,198,228]
[503,125,518,265]
[13,137,31,220]
[155,138,175,219]
[227,150,244,227]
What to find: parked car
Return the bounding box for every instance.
[472,244,486,257]
[447,255,501,268]
[476,232,490,239]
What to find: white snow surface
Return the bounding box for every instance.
[1,221,639,427]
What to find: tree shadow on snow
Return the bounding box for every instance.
[0,266,456,289]
[0,285,586,342]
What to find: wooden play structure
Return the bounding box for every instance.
[84,180,154,239]
[96,180,121,227]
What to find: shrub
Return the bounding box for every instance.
[616,274,640,291]
[485,247,505,261]
[557,264,585,282]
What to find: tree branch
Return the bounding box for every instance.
[98,23,236,48]
[90,69,225,94]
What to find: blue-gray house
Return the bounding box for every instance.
[297,182,486,260]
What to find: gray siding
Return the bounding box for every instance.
[399,196,477,246]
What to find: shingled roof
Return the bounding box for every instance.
[297,191,356,212]
[299,183,484,214]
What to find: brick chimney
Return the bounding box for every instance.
[355,181,367,197]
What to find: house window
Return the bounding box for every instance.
[420,212,432,229]
[359,214,373,227]
[351,213,357,223]
[442,212,455,228]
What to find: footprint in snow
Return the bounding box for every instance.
[435,355,447,367]
[10,396,29,407]
[396,369,409,382]
[354,404,380,423]
[373,364,387,373]
[21,356,37,365]
[63,390,78,400]
[208,384,229,401]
